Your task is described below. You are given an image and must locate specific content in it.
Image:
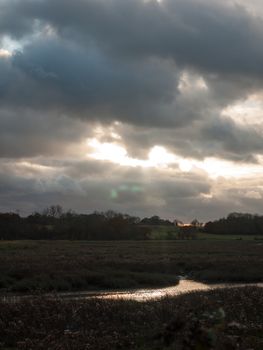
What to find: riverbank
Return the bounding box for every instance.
[1,286,262,349]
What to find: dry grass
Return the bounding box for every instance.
[0,287,262,349]
[0,240,263,292]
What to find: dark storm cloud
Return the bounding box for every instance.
[0,0,263,131]
[2,0,263,219]
[2,46,262,161]
[113,116,263,163]
[0,42,180,127]
[0,0,35,39]
[2,0,263,77]
[202,117,263,161]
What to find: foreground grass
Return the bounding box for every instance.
[0,240,263,293]
[0,287,262,349]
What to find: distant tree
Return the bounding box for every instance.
[141,215,173,226]
[191,219,203,228]
[27,212,43,223]
[0,212,20,221]
[42,205,63,219]
[204,212,263,235]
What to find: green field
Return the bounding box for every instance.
[197,232,263,240]
[146,225,263,240]
[0,239,262,293]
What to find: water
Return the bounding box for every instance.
[55,280,263,302]
[2,280,263,302]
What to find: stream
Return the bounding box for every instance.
[1,280,263,302]
[39,280,263,302]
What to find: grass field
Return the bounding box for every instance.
[147,225,263,240]
[197,232,263,240]
[145,225,263,240]
[1,286,262,349]
[0,239,262,293]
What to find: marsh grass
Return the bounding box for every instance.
[0,287,262,349]
[0,240,262,293]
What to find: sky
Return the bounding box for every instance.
[1,0,263,222]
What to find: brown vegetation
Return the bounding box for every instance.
[0,240,262,293]
[0,287,262,349]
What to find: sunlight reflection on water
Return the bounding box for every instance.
[92,280,211,301]
[2,280,263,303]
[58,280,263,302]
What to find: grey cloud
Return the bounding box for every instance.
[0,0,35,39]
[0,0,263,134]
[202,117,263,161]
[1,155,263,221]
[2,0,263,77]
[1,40,261,161]
[62,160,118,180]
[111,114,263,163]
[2,0,263,219]
[0,108,90,158]
[0,41,180,127]
[0,157,212,219]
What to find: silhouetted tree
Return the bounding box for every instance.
[204,212,263,235]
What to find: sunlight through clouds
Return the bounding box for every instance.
[0,36,22,55]
[195,157,263,179]
[178,71,208,93]
[0,49,11,57]
[222,94,263,125]
[2,0,263,219]
[87,138,145,167]
[87,139,185,169]
[148,146,177,166]
[87,138,263,180]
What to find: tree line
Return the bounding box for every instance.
[0,206,176,240]
[1,207,263,240]
[204,212,263,235]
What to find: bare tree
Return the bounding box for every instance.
[42,205,63,218]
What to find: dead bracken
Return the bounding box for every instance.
[0,286,262,350]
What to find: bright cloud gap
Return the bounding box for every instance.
[87,139,263,179]
[87,139,180,169]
